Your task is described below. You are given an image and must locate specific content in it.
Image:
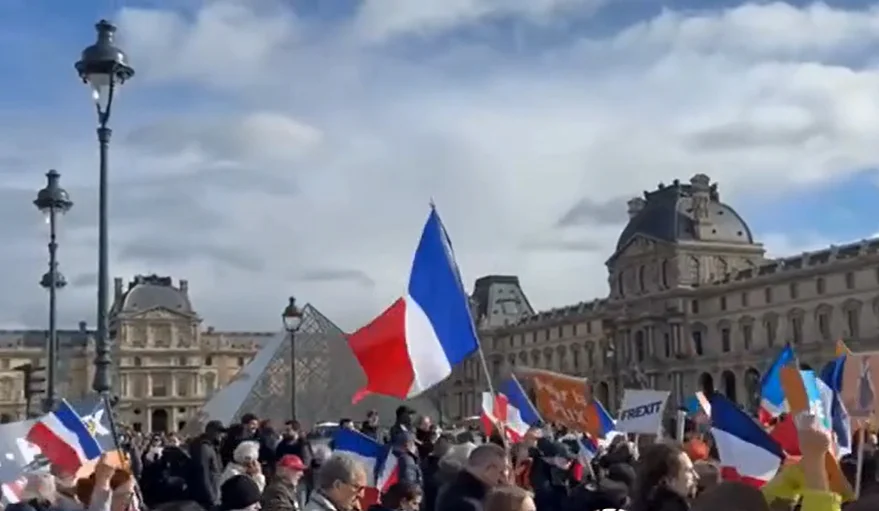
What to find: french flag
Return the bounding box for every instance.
[585,397,617,440]
[26,400,103,473]
[332,429,398,508]
[685,392,712,424]
[348,207,480,402]
[710,393,784,487]
[820,356,853,459]
[578,436,599,462]
[480,376,541,442]
[758,344,795,424]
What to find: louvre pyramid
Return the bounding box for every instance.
[232,303,441,426]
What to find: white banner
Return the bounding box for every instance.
[616,389,670,435]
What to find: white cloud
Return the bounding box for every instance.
[4,0,879,331]
[352,0,608,42]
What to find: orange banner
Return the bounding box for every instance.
[779,366,854,501]
[836,340,851,358]
[518,368,591,433]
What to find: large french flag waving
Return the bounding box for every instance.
[710,393,783,487]
[348,207,480,402]
[481,375,542,441]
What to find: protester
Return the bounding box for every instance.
[389,407,415,442]
[275,421,312,469]
[221,414,261,466]
[629,442,696,511]
[304,453,368,511]
[366,481,422,511]
[261,455,307,511]
[435,443,508,511]
[188,420,225,510]
[219,474,262,511]
[485,486,536,511]
[420,435,452,511]
[218,440,266,492]
[360,411,381,441]
[392,432,422,487]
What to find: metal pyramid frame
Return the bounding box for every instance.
[232,303,441,427]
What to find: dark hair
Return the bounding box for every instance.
[380,481,422,508]
[691,481,769,511]
[339,418,353,426]
[485,486,532,511]
[630,442,686,511]
[285,420,301,430]
[151,502,207,511]
[240,413,258,424]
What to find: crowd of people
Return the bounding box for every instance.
[4,405,879,511]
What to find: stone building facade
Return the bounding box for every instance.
[438,174,879,420]
[0,275,267,432]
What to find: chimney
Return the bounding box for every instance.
[626,197,646,219]
[179,279,188,295]
[78,321,87,332]
[114,277,123,301]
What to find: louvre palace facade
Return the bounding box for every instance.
[436,174,879,420]
[0,275,266,432]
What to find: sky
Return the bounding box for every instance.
[1,0,879,332]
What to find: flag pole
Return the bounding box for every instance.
[475,340,510,450]
[102,394,146,510]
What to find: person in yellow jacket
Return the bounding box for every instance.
[762,413,848,511]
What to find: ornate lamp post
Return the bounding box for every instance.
[34,170,72,412]
[282,297,303,420]
[75,20,134,395]
[604,340,620,412]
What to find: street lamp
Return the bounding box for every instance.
[604,340,620,412]
[282,297,303,420]
[34,170,72,412]
[75,20,134,395]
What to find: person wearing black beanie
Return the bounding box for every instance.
[220,475,262,511]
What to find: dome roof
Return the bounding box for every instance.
[114,275,194,315]
[614,175,754,254]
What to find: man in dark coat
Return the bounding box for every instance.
[188,420,225,510]
[436,444,508,511]
[220,413,260,465]
[392,432,422,487]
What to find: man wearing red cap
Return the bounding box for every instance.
[262,454,307,511]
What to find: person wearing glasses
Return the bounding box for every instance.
[304,454,369,511]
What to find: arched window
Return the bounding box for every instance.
[661,260,670,288]
[638,266,646,292]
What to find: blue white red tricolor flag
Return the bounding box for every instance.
[820,356,853,459]
[710,393,783,487]
[25,400,103,473]
[332,429,398,508]
[758,344,795,424]
[685,392,711,424]
[348,206,480,402]
[586,397,617,440]
[480,375,541,441]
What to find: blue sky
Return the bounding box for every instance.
[0,0,878,330]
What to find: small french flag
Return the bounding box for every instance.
[332,429,398,508]
[711,393,784,487]
[758,344,795,424]
[348,206,480,402]
[26,400,103,473]
[481,376,541,442]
